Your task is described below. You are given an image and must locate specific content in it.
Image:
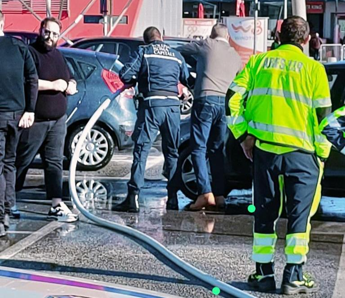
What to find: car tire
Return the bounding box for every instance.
[178,146,209,200]
[66,124,115,171]
[179,88,194,115]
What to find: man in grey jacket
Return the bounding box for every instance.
[178,23,242,210]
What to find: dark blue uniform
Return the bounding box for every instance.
[119,40,189,207]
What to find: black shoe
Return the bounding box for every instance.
[112,193,139,213]
[248,262,276,292]
[282,264,317,295]
[0,223,6,237]
[4,214,10,231]
[166,192,178,210]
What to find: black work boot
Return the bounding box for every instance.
[248,262,276,292]
[112,193,139,213]
[166,191,178,210]
[281,264,317,295]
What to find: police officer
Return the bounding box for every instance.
[114,27,189,212]
[227,16,331,294]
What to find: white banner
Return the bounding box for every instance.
[182,19,217,39]
[222,17,268,64]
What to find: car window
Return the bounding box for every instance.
[64,57,81,80]
[94,42,116,54]
[78,62,96,79]
[116,43,132,64]
[326,68,345,110]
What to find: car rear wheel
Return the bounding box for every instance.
[66,124,115,171]
[178,146,235,200]
[179,88,194,115]
[178,146,210,200]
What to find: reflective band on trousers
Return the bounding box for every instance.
[285,235,309,264]
[252,234,277,263]
[249,88,312,107]
[248,121,313,143]
[230,84,247,96]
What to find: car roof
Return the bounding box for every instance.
[324,60,345,68]
[70,36,194,46]
[58,47,119,60]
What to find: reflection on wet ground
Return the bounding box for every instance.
[4,176,345,298]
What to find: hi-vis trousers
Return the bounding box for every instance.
[252,147,323,264]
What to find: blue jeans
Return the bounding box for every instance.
[128,99,180,195]
[190,96,226,196]
[0,111,23,221]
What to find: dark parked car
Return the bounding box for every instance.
[4,31,38,44]
[177,61,345,199]
[69,37,197,114]
[59,48,137,171]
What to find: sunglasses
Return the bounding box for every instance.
[43,29,60,39]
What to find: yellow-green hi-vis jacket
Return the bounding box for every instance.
[228,44,332,159]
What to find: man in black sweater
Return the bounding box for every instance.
[0,11,38,236]
[15,17,78,223]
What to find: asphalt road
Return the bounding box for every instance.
[2,150,345,298]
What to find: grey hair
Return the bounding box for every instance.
[210,23,228,39]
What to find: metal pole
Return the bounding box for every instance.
[254,0,259,54]
[58,0,65,20]
[291,0,308,55]
[60,0,97,39]
[46,0,52,17]
[284,0,288,19]
[107,0,134,37]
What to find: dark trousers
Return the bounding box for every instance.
[0,111,23,221]
[128,101,180,195]
[15,115,67,200]
[190,96,226,196]
[252,147,322,264]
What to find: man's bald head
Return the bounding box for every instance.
[210,23,229,39]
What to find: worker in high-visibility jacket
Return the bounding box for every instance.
[320,106,345,153]
[227,16,332,295]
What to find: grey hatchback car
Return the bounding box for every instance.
[60,48,136,171]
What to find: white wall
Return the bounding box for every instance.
[132,0,183,37]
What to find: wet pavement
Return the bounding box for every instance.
[2,150,345,298]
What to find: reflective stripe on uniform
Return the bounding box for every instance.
[228,115,246,125]
[326,114,342,129]
[230,84,247,96]
[143,54,183,64]
[252,233,277,263]
[286,254,306,264]
[248,121,313,142]
[249,88,312,107]
[313,97,331,108]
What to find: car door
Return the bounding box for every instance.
[62,56,87,124]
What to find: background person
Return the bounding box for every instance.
[15,17,78,223]
[0,11,38,236]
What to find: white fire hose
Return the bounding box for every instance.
[68,98,256,298]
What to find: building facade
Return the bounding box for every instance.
[183,0,345,42]
[0,0,183,41]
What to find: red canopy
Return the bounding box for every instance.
[198,3,204,19]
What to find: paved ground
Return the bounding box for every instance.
[1,149,345,298]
